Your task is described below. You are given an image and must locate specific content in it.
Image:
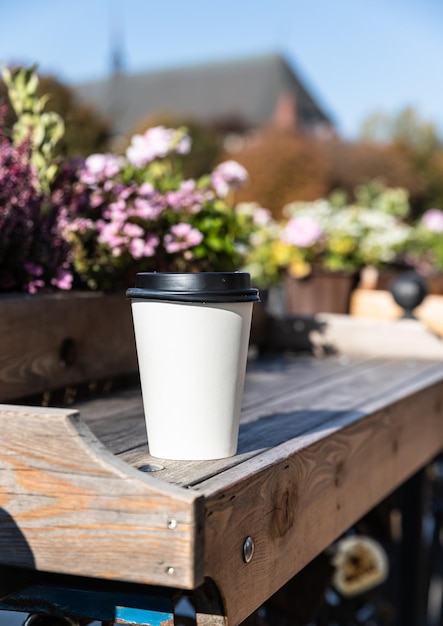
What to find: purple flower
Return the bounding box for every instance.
[422,209,443,233]
[24,262,44,277]
[163,223,204,253]
[0,115,76,293]
[166,180,205,214]
[282,215,324,248]
[211,160,249,197]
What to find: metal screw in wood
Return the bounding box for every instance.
[243,536,255,563]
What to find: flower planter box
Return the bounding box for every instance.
[359,267,443,296]
[0,290,266,404]
[284,270,358,315]
[0,292,138,403]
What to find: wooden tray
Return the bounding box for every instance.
[2,315,443,625]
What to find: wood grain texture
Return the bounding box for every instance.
[200,365,443,625]
[0,292,138,402]
[0,404,204,589]
[2,315,443,625]
[86,357,439,487]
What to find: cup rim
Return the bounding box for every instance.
[126,272,260,303]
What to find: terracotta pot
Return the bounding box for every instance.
[284,270,359,315]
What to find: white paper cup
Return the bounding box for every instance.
[127,272,259,460]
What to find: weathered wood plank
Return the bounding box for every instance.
[98,357,440,487]
[199,365,443,625]
[2,315,443,626]
[77,355,374,461]
[314,313,443,358]
[0,293,137,402]
[0,404,204,589]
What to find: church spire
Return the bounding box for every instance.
[109,0,125,76]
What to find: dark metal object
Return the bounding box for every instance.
[0,577,176,626]
[389,272,428,319]
[243,537,255,563]
[23,615,79,626]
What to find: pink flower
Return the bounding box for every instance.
[104,199,127,221]
[139,182,155,196]
[122,223,144,238]
[282,215,324,248]
[27,279,45,294]
[131,197,163,220]
[129,234,159,259]
[126,126,191,167]
[90,191,105,207]
[175,135,191,155]
[64,217,95,235]
[163,223,203,253]
[97,221,126,251]
[422,209,443,233]
[211,160,249,197]
[166,180,205,213]
[51,268,73,291]
[80,154,123,184]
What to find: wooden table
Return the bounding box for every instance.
[2,314,443,626]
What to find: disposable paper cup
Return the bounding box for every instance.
[126,272,260,460]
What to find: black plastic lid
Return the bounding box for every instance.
[126,272,260,303]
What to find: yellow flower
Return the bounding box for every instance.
[271,240,293,266]
[329,236,357,257]
[288,258,311,278]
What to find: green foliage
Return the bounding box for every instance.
[2,65,64,195]
[0,69,112,158]
[360,107,443,213]
[360,107,441,157]
[38,76,112,157]
[354,180,410,218]
[401,208,443,274]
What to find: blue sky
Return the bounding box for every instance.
[1,0,443,139]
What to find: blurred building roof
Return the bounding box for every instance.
[73,52,335,141]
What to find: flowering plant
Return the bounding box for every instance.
[64,127,253,291]
[242,183,413,285]
[403,208,443,274]
[0,65,75,293]
[0,65,261,294]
